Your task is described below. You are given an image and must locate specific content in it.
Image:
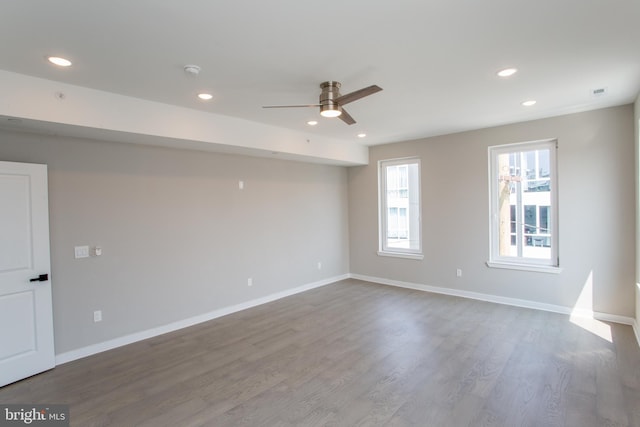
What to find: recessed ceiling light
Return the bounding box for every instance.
[357,133,367,138]
[521,100,537,106]
[197,93,213,100]
[307,120,318,126]
[497,68,517,77]
[47,56,72,67]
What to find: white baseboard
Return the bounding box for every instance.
[55,274,348,365]
[56,272,639,365]
[349,273,638,331]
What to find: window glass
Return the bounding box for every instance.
[379,158,422,258]
[489,140,558,268]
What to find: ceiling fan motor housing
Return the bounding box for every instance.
[320,81,342,116]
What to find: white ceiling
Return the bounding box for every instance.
[1,0,639,149]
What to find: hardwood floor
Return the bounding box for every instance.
[1,279,639,426]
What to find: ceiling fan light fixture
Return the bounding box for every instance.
[320,104,342,118]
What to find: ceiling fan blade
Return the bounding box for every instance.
[338,108,356,125]
[262,104,321,109]
[335,85,382,106]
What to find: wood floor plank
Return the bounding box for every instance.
[1,279,638,426]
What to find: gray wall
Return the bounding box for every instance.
[635,94,640,327]
[349,105,636,317]
[0,130,350,354]
[1,103,635,357]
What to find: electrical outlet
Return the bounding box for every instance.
[456,268,462,277]
[247,277,253,287]
[93,310,102,322]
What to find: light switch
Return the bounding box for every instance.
[74,245,89,259]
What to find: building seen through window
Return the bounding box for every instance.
[489,140,558,268]
[386,164,409,243]
[379,158,421,257]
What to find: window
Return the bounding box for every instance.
[488,140,559,272]
[379,158,422,259]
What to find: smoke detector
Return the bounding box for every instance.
[184,65,201,76]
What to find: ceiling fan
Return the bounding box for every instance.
[262,81,382,125]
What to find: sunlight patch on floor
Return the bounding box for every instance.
[570,270,612,342]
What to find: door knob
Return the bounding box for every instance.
[29,274,49,282]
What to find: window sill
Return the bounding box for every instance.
[486,261,562,274]
[378,251,424,261]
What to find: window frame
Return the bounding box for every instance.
[378,157,423,260]
[487,139,561,273]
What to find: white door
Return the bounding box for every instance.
[0,161,55,387]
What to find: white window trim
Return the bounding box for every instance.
[487,139,559,272]
[377,250,425,261]
[378,157,423,260]
[486,261,562,274]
